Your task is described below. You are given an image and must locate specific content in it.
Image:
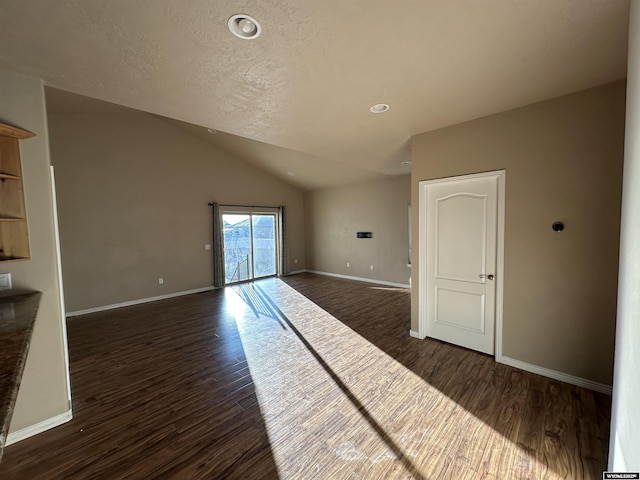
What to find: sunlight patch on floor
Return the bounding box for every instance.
[225,280,551,479]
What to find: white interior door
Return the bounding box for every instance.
[419,171,504,355]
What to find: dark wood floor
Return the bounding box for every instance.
[0,273,610,479]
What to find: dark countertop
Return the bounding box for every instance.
[0,290,41,462]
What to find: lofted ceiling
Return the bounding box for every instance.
[0,1,630,190]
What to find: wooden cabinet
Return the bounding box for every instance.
[0,122,35,262]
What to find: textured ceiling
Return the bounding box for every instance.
[0,1,630,190]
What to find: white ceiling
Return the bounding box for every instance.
[0,1,630,190]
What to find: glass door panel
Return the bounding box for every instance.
[223,214,252,284]
[252,215,276,279]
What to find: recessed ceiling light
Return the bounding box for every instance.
[207,128,217,134]
[370,103,390,114]
[287,172,295,176]
[228,14,262,40]
[401,161,412,166]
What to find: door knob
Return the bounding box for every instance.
[479,274,495,280]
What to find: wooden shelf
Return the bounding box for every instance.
[0,123,34,140]
[0,121,33,263]
[0,221,30,261]
[0,178,26,219]
[0,174,21,181]
[0,257,30,263]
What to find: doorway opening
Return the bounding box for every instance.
[222,213,278,285]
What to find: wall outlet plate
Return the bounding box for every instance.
[0,273,12,290]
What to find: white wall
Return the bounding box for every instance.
[411,82,625,386]
[0,69,71,437]
[48,111,306,312]
[304,176,411,286]
[608,0,640,471]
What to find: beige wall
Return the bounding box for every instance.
[411,81,625,385]
[48,111,305,312]
[305,175,411,286]
[609,0,640,470]
[0,69,71,433]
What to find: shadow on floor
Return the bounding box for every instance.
[274,273,611,479]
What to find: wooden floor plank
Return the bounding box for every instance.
[0,273,610,479]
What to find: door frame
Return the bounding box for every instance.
[219,206,281,285]
[418,170,506,359]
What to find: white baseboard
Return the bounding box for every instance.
[6,409,73,446]
[306,270,410,289]
[66,286,215,317]
[287,269,307,276]
[497,355,612,395]
[409,329,424,339]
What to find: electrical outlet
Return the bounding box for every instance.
[370,265,374,271]
[346,262,350,268]
[0,273,11,290]
[294,259,298,264]
[205,244,211,250]
[159,277,164,285]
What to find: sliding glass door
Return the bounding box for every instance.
[223,213,277,284]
